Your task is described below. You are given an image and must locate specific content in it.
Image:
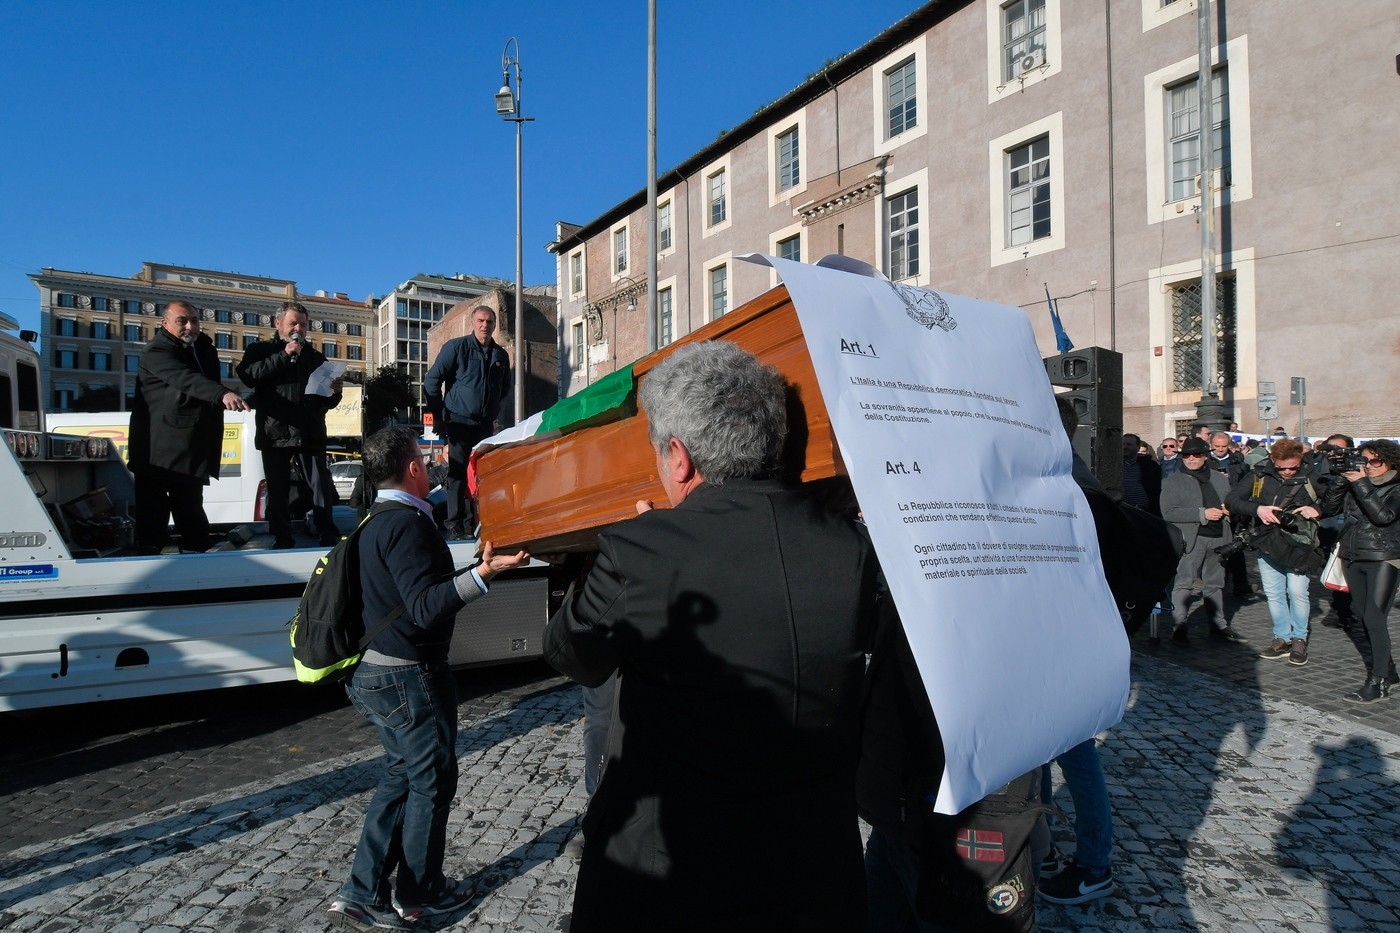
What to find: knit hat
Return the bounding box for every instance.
[1181,437,1210,456]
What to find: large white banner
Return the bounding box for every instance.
[748,254,1129,814]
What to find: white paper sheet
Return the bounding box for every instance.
[305,360,347,397]
[744,253,1129,814]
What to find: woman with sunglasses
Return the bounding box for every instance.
[1320,439,1400,702]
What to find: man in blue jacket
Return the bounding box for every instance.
[423,306,511,539]
[328,426,527,931]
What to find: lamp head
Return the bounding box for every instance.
[495,77,516,115]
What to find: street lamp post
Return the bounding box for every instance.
[496,37,532,424]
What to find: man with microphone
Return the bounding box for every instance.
[237,301,344,548]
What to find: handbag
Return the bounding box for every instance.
[1321,544,1348,592]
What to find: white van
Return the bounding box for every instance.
[45,410,266,529]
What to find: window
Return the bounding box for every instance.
[57,318,77,337]
[1002,0,1046,83]
[324,342,339,359]
[220,360,234,379]
[215,309,233,324]
[346,323,363,337]
[57,293,76,308]
[887,189,920,281]
[244,333,259,349]
[570,251,584,295]
[91,321,110,340]
[778,235,801,263]
[347,345,364,361]
[215,332,234,350]
[572,320,585,369]
[396,298,408,318]
[885,58,918,138]
[125,299,142,315]
[613,227,628,275]
[93,297,109,311]
[1007,136,1051,246]
[125,354,139,374]
[776,127,800,193]
[56,348,78,369]
[1167,68,1230,203]
[659,288,674,346]
[708,169,727,227]
[658,202,673,251]
[91,351,112,372]
[709,265,728,319]
[54,387,76,410]
[1171,275,1237,392]
[124,323,143,342]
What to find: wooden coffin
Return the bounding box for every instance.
[476,284,846,553]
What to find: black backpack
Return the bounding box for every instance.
[289,501,410,684]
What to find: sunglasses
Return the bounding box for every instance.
[1365,457,1386,468]
[1275,464,1301,472]
[1183,452,1207,458]
[1162,444,1178,449]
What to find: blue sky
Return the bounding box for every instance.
[0,1,924,337]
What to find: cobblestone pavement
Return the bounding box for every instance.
[2,558,1399,932]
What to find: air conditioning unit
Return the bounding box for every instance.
[1017,48,1046,75]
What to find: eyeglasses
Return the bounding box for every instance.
[1365,458,1386,468]
[1183,452,1206,459]
[1275,464,1301,472]
[1162,444,1178,449]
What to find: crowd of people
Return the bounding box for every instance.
[314,339,1398,932]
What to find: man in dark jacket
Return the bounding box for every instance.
[423,306,510,538]
[328,426,527,931]
[1120,433,1161,515]
[545,341,880,932]
[129,300,249,553]
[1208,431,1254,597]
[236,301,343,548]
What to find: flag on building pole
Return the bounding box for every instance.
[1045,283,1073,352]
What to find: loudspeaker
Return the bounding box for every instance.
[1046,347,1125,497]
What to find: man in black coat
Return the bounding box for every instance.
[128,300,249,553]
[236,301,343,548]
[422,306,510,538]
[1208,431,1254,597]
[545,341,881,932]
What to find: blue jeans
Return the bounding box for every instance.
[1041,738,1112,873]
[1257,553,1311,641]
[341,661,459,907]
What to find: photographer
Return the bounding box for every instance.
[1318,439,1400,703]
[1314,434,1359,628]
[1225,439,1324,666]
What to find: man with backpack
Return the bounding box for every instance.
[328,427,527,932]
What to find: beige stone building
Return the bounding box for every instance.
[31,262,376,412]
[550,0,1400,441]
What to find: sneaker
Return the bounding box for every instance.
[563,832,586,860]
[1039,848,1068,880]
[393,876,476,921]
[1288,640,1308,666]
[1039,862,1116,905]
[1210,625,1246,643]
[327,898,413,932]
[1258,639,1292,661]
[1172,625,1190,646]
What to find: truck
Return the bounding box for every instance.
[0,315,558,712]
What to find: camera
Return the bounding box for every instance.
[1323,443,1365,472]
[1213,510,1302,560]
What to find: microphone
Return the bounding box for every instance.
[289,333,306,358]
